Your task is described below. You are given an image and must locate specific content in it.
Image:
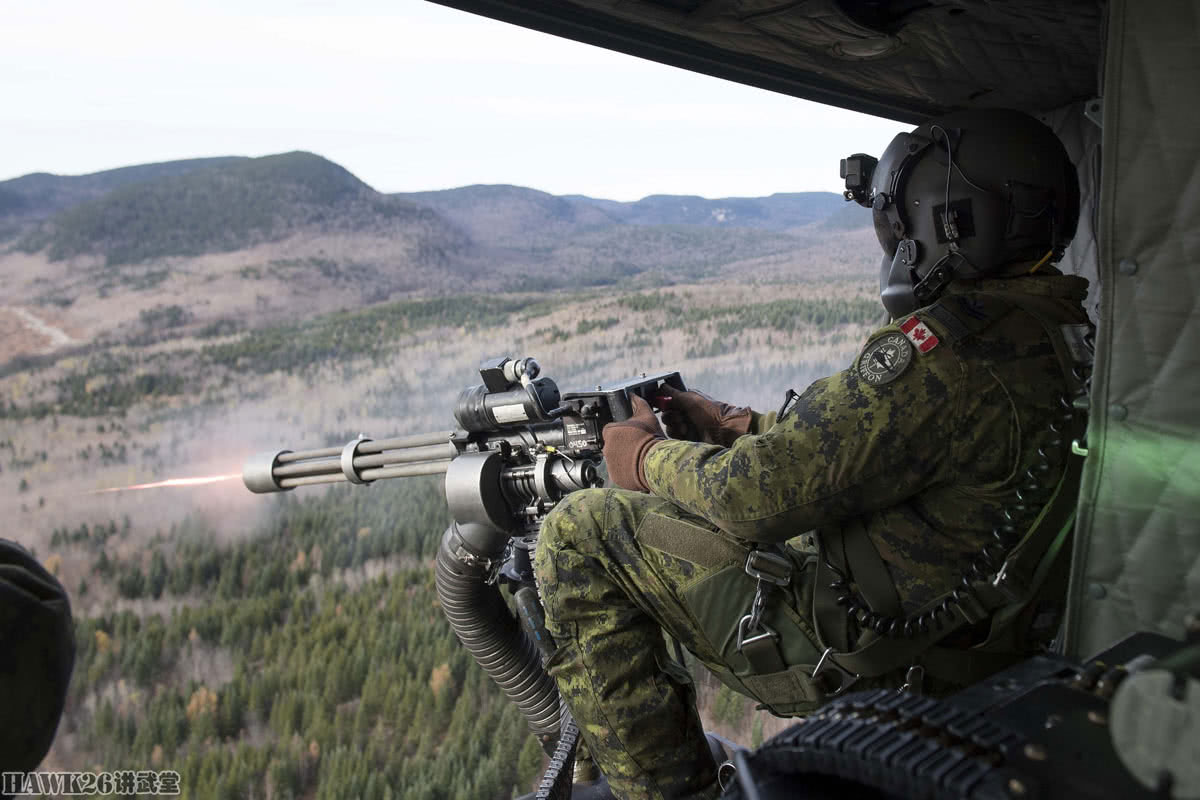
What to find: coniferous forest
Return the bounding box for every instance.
[63,479,547,799]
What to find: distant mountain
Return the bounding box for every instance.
[390,184,862,290]
[14,152,469,267]
[0,157,247,236]
[820,201,872,231]
[0,154,877,360]
[395,184,617,247]
[396,186,853,242]
[604,192,845,229]
[2,157,868,271]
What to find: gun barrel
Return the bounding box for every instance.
[273,431,456,465]
[354,443,457,468]
[361,431,457,453]
[244,431,460,493]
[276,459,451,489]
[270,443,458,480]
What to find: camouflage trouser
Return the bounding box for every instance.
[533,488,830,800]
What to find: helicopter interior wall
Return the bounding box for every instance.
[1065,0,1200,660]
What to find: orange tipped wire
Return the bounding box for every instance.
[1028,249,1054,274]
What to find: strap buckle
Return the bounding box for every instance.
[812,648,860,697]
[735,615,779,653]
[740,550,792,633]
[744,550,792,586]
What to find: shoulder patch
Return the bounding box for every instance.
[857,332,914,387]
[899,315,940,354]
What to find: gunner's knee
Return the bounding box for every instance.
[534,488,608,589]
[538,488,607,551]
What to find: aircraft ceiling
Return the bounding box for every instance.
[428,0,1103,122]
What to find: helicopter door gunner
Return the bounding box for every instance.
[533,109,1092,800]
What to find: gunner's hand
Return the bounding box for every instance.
[658,385,752,447]
[602,395,665,492]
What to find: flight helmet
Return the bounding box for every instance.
[841,109,1079,317]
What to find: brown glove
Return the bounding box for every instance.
[658,385,752,447]
[602,395,665,492]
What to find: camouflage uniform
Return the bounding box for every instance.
[534,272,1090,800]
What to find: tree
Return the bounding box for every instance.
[117,566,146,599]
[147,550,168,599]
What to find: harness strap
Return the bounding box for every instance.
[822,490,1079,682]
[739,632,787,674]
[917,644,1025,685]
[814,529,852,653]
[844,525,903,620]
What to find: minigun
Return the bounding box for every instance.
[243,356,684,776]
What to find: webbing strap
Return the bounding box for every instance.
[844,525,903,619]
[814,529,852,653]
[741,664,824,710]
[740,633,787,674]
[917,644,1024,685]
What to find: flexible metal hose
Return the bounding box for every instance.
[434,525,562,744]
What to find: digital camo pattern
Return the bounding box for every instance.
[536,273,1090,799]
[643,274,1091,609]
[535,490,727,800]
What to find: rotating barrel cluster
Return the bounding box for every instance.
[243,431,459,493]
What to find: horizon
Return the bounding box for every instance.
[0,150,856,204]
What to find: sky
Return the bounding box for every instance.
[2,0,907,202]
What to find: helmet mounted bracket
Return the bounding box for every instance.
[840,154,878,205]
[884,135,935,228]
[912,250,966,305]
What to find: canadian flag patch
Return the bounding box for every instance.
[900,315,940,354]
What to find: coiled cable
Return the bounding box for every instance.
[825,382,1085,640]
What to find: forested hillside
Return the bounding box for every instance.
[395,185,852,238]
[0,157,247,239]
[0,153,872,367]
[16,152,468,267]
[57,480,549,800]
